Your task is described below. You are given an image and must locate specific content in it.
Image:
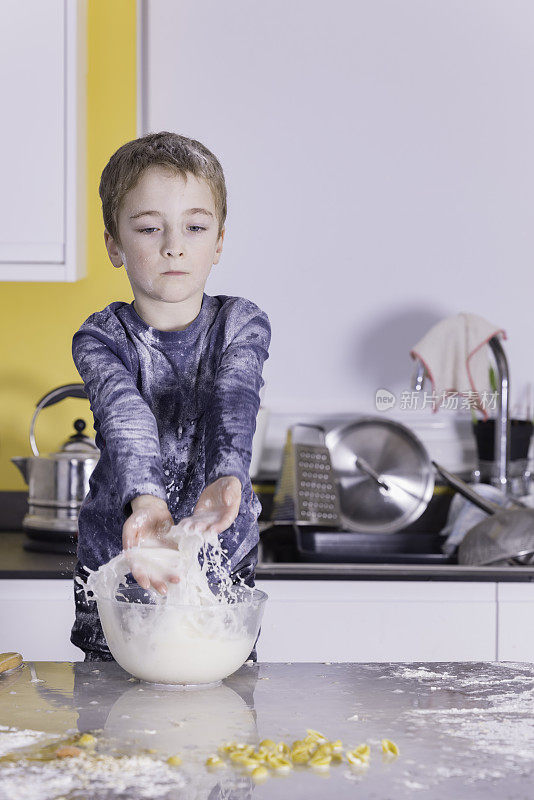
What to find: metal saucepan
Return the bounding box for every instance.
[433,461,534,566]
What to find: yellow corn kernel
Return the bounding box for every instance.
[251,765,269,783]
[229,745,254,761]
[265,753,291,770]
[274,764,292,775]
[276,742,291,758]
[331,751,343,764]
[305,728,328,744]
[330,739,343,752]
[346,743,371,767]
[229,753,248,765]
[77,733,96,748]
[346,743,370,765]
[275,756,293,774]
[381,739,399,757]
[259,739,276,751]
[265,752,281,768]
[347,752,368,767]
[315,743,333,758]
[166,755,182,767]
[240,756,260,771]
[234,743,254,753]
[291,747,311,765]
[218,741,236,755]
[308,752,332,771]
[206,755,225,769]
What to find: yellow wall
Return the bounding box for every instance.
[1,1,137,490]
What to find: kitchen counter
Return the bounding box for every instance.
[1,660,533,798]
[3,531,534,581]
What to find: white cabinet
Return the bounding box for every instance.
[497,583,534,661]
[0,579,82,661]
[5,578,532,664]
[0,0,86,282]
[255,580,497,662]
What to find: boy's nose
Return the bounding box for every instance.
[162,236,184,258]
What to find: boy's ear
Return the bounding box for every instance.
[104,230,124,269]
[213,227,225,266]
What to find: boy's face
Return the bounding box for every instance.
[105,165,224,311]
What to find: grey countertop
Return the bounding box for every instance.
[1,660,534,798]
[3,531,534,582]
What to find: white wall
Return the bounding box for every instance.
[141,0,534,430]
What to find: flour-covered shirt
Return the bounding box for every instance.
[72,293,271,572]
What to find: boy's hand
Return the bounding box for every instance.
[170,476,242,541]
[122,495,176,594]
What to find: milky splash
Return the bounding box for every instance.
[84,523,261,685]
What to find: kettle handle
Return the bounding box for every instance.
[30,383,88,457]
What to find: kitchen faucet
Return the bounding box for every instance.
[412,336,511,494]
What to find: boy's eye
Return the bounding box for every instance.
[138,227,158,234]
[188,225,206,233]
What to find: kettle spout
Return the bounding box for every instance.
[11,457,29,484]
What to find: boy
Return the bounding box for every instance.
[71,132,271,661]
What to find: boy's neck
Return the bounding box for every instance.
[132,291,204,332]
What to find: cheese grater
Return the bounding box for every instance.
[271,423,342,526]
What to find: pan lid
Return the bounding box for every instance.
[325,417,434,533]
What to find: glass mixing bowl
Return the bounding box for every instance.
[96,584,267,686]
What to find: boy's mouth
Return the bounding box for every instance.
[162,270,188,276]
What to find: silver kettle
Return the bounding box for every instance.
[12,383,99,535]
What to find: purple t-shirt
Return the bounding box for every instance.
[72,293,271,572]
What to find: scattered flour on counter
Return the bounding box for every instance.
[390,667,455,681]
[402,665,534,768]
[403,779,426,790]
[0,729,58,757]
[0,751,254,800]
[0,753,186,800]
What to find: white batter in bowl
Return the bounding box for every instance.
[96,584,265,685]
[87,534,267,686]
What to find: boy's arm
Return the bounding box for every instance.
[73,329,168,514]
[204,308,271,492]
[169,309,270,542]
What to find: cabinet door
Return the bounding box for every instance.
[0,577,498,663]
[255,580,497,662]
[0,579,82,661]
[0,0,86,281]
[497,583,534,661]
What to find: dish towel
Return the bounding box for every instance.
[410,312,506,420]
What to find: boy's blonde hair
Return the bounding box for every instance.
[99,131,227,245]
